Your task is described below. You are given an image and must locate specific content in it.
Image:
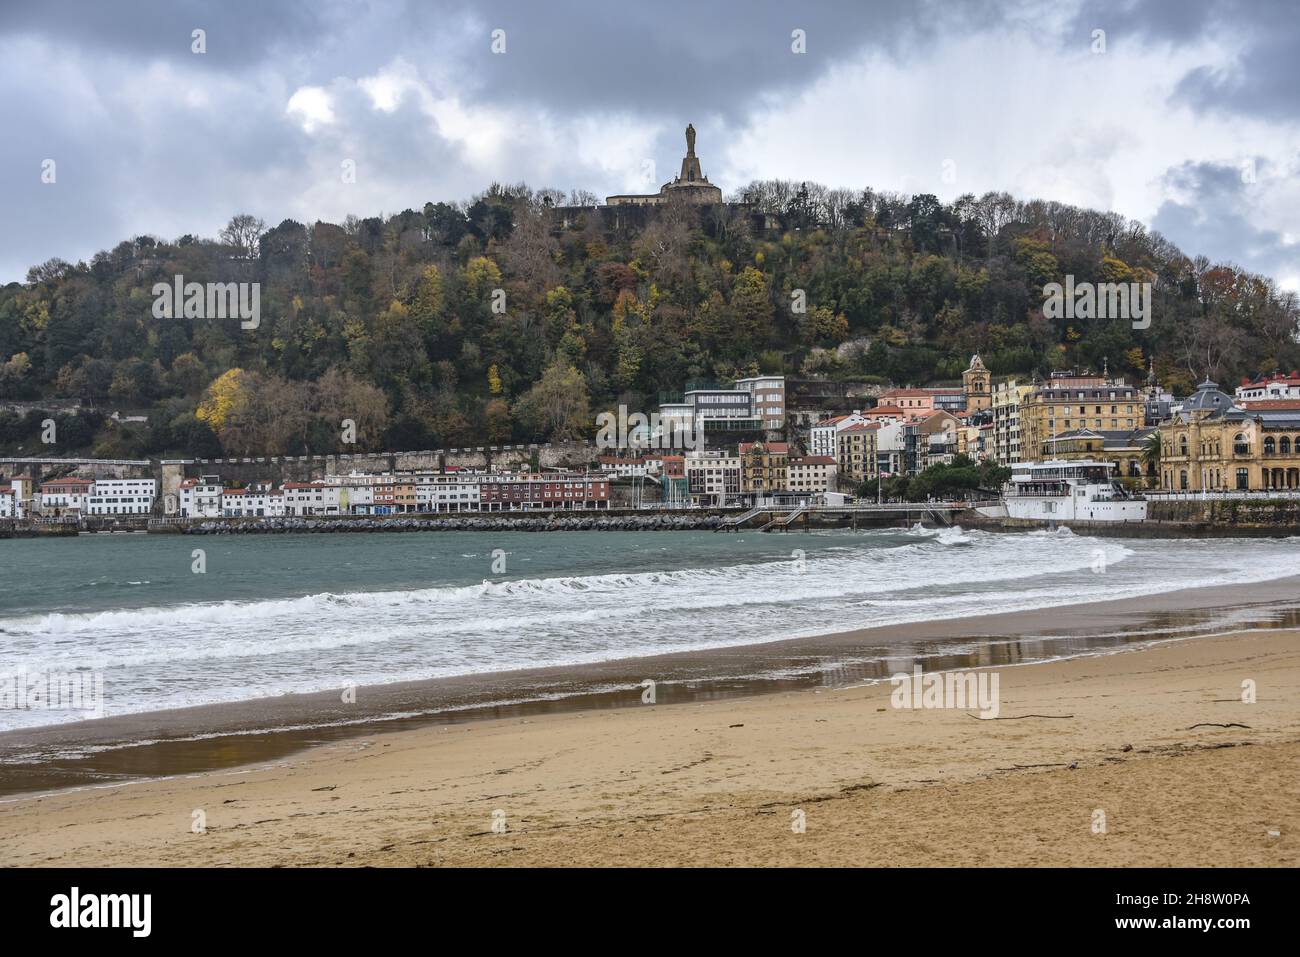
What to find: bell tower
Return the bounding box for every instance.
[963,354,991,412]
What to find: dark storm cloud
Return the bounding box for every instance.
[0,0,331,68]
[1,0,1298,286]
[401,0,1008,120]
[2,0,1010,282]
[1151,159,1300,282]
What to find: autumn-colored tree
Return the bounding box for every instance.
[196,368,247,432]
[409,265,444,334]
[513,358,590,441]
[485,397,512,443]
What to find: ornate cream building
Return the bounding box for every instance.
[1158,379,1300,491]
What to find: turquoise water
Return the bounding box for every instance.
[1,526,1298,730]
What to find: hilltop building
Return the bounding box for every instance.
[607,124,724,207]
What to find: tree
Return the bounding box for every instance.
[409,265,444,334]
[513,358,590,441]
[219,214,266,260]
[485,397,512,443]
[195,369,248,432]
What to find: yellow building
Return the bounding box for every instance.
[1042,428,1158,487]
[1020,371,1141,462]
[835,424,879,485]
[739,440,788,495]
[1157,380,1300,491]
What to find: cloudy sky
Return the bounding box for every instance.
[2,0,1298,288]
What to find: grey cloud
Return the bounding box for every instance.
[1070,0,1300,120]
[1151,159,1300,282]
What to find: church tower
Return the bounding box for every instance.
[963,354,991,412]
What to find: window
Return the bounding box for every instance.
[1234,433,1250,455]
[1265,437,1276,455]
[1236,468,1249,490]
[1282,437,1292,454]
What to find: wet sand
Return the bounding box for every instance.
[1,575,1299,799]
[0,625,1295,867]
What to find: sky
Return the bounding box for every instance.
[2,0,1299,289]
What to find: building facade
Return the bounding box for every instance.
[1020,372,1141,462]
[786,455,836,494]
[1159,381,1300,491]
[85,478,157,515]
[684,450,741,507]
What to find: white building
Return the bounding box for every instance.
[786,455,837,493]
[85,478,157,516]
[37,477,94,515]
[874,421,907,476]
[808,411,870,459]
[416,480,481,513]
[596,456,649,478]
[684,450,741,507]
[220,487,285,518]
[735,375,786,429]
[282,482,345,516]
[177,476,224,517]
[0,487,18,519]
[1236,373,1300,403]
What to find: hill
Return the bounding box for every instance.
[2,181,1298,459]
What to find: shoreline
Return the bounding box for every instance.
[2,573,1298,800]
[1,625,1295,867]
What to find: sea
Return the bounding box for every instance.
[1,525,1298,732]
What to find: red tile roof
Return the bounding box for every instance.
[1240,399,1300,410]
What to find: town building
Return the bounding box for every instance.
[836,423,879,486]
[282,482,346,516]
[877,388,937,415]
[1019,371,1141,462]
[1043,427,1159,486]
[478,473,610,511]
[221,487,284,518]
[37,477,94,516]
[873,420,907,476]
[85,478,157,515]
[734,375,786,429]
[808,411,870,459]
[1236,371,1300,403]
[786,455,836,494]
[962,354,992,412]
[992,379,1032,464]
[1158,379,1300,491]
[596,455,650,478]
[684,450,741,507]
[738,441,788,497]
[178,476,224,518]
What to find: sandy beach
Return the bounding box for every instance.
[1,625,1295,867]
